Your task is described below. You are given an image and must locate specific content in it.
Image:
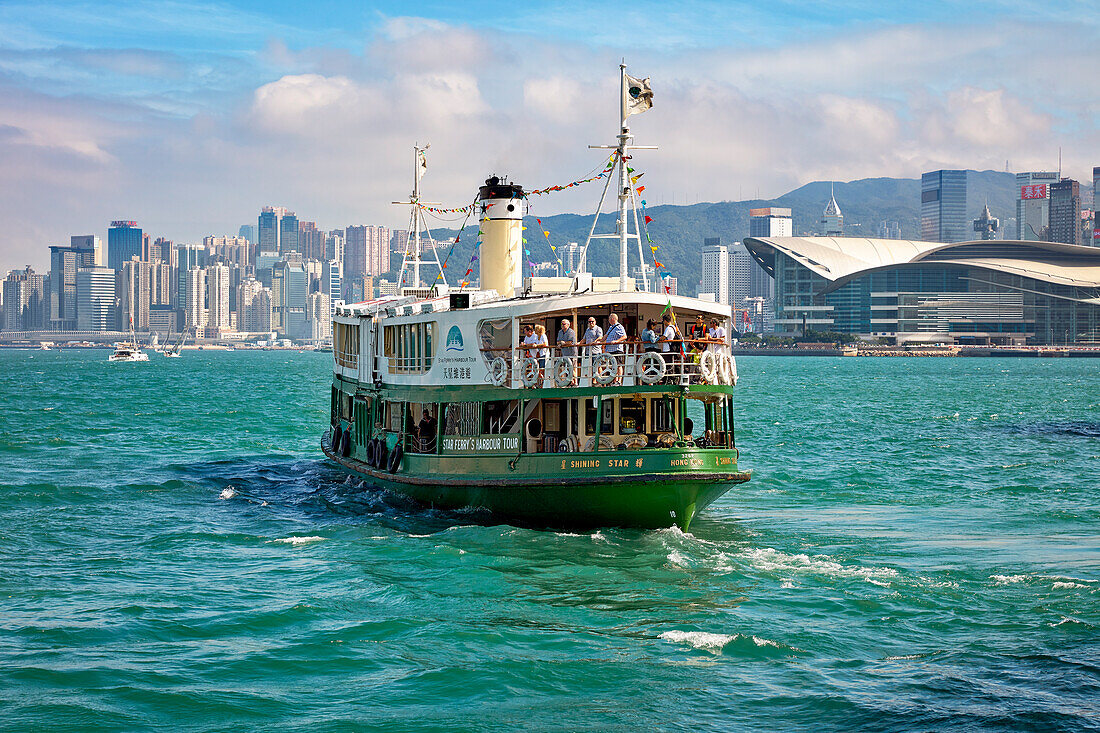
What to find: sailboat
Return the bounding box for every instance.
[164,323,188,357]
[109,317,150,362]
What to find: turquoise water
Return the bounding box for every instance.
[1,350,1097,731]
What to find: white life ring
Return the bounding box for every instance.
[718,352,732,385]
[730,354,738,386]
[489,356,509,386]
[552,356,575,387]
[699,350,719,383]
[636,352,666,385]
[557,435,578,453]
[593,353,618,385]
[521,357,541,387]
[583,435,615,452]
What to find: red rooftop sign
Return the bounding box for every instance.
[1020,185,1048,200]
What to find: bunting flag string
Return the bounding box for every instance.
[459,213,489,289]
[416,203,476,215]
[430,203,475,287]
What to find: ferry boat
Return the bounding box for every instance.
[322,67,749,529]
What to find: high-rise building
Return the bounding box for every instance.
[1049,179,1082,246]
[307,291,331,341]
[821,185,844,237]
[1016,171,1060,241]
[258,206,284,253]
[298,221,325,262]
[1093,167,1100,247]
[238,224,256,244]
[749,207,792,238]
[700,238,729,305]
[107,221,143,271]
[184,267,206,332]
[149,237,174,266]
[70,235,103,266]
[2,267,45,332]
[877,221,902,239]
[204,235,249,267]
[560,242,585,275]
[345,225,392,283]
[175,244,206,319]
[326,229,345,264]
[76,267,115,332]
[973,204,1000,241]
[921,170,968,242]
[115,258,151,331]
[272,259,308,338]
[279,212,299,255]
[237,277,272,333]
[205,264,231,332]
[730,242,773,308]
[323,259,342,308]
[49,240,97,330]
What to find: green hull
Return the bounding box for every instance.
[322,431,749,530]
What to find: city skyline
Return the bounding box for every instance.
[1,1,1098,275]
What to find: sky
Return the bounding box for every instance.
[1,0,1098,273]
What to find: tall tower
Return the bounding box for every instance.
[1049,179,1082,246]
[920,170,967,242]
[107,221,142,271]
[699,237,729,305]
[821,185,844,237]
[1016,171,1059,241]
[972,203,1000,240]
[478,176,525,297]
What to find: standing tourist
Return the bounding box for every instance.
[556,318,578,386]
[583,316,603,380]
[604,313,627,384]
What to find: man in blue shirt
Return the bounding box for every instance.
[605,312,627,384]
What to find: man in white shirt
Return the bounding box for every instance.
[660,312,679,382]
[582,316,603,380]
[707,318,726,353]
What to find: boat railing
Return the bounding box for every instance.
[481,338,735,389]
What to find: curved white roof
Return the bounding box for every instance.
[744,237,1100,302]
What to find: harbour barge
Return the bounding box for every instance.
[322,68,748,529]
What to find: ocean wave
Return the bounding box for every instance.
[659,630,799,655]
[271,535,327,545]
[739,547,898,586]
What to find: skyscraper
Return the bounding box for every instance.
[749,207,792,238]
[185,267,206,332]
[307,291,331,341]
[107,221,143,271]
[238,224,256,244]
[345,225,392,283]
[560,242,585,275]
[258,206,284,254]
[1093,167,1100,246]
[972,204,1000,240]
[279,212,299,255]
[1049,179,1082,246]
[272,259,308,338]
[115,258,151,331]
[175,243,207,321]
[76,267,115,332]
[2,267,45,332]
[323,259,342,311]
[205,263,231,332]
[237,277,272,333]
[700,238,729,305]
[326,229,345,264]
[1016,171,1060,241]
[70,235,103,266]
[921,170,967,242]
[298,221,325,262]
[821,185,844,237]
[49,240,97,330]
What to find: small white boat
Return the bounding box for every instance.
[109,318,149,362]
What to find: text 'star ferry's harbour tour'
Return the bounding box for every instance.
[322,67,749,529]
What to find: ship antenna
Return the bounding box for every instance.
[578,62,657,292]
[393,142,447,295]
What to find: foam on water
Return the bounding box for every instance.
[271,535,327,545]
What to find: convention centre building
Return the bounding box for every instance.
[742,237,1100,345]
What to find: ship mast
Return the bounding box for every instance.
[581,63,656,292]
[394,143,446,292]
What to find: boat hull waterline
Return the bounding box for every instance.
[322,431,749,529]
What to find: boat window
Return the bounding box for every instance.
[619,398,645,435]
[652,397,674,432]
[443,402,480,436]
[334,322,359,369]
[478,318,512,367]
[383,321,437,374]
[585,398,597,435]
[483,400,519,434]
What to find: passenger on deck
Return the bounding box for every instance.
[417,409,437,452]
[534,324,549,383]
[556,318,578,386]
[641,320,659,352]
[583,316,603,379]
[522,324,541,386]
[605,313,627,384]
[660,313,682,382]
[708,318,726,353]
[689,314,707,351]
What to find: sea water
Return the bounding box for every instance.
[1,350,1096,731]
